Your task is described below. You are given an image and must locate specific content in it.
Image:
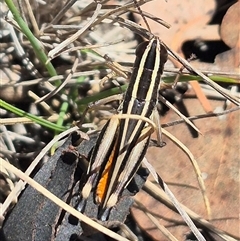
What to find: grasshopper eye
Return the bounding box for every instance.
[135,41,150,57]
[160,44,168,64]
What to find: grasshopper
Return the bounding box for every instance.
[78,36,167,216]
[77,2,209,240]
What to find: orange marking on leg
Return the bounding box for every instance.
[96,144,116,204]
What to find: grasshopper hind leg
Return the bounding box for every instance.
[76,195,87,213]
[99,207,111,222]
[76,177,96,213]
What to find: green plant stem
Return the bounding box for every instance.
[4,0,59,84]
[0,99,67,132]
[164,74,239,84]
[77,84,128,106]
[77,73,239,107]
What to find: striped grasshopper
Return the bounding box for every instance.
[78,36,167,213]
[76,2,209,241]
